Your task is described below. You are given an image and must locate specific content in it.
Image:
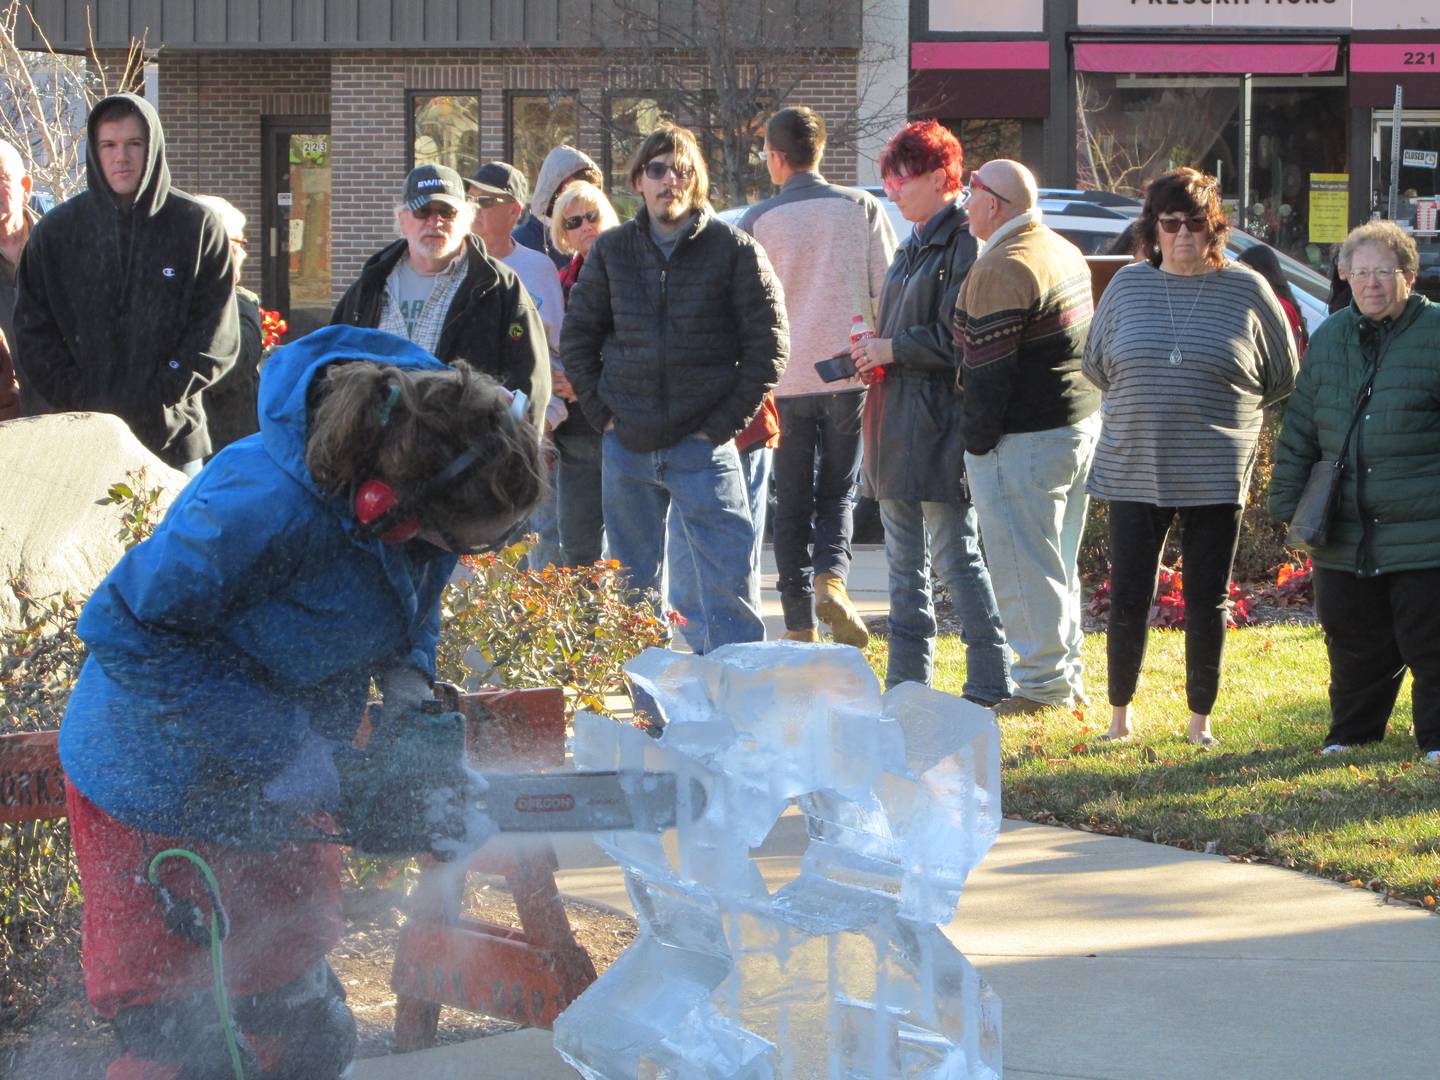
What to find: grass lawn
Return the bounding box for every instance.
[914,624,1440,907]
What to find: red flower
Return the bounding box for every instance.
[259,308,289,350]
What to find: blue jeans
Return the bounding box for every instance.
[604,431,764,653]
[522,442,563,570]
[668,447,772,652]
[556,430,605,566]
[880,498,1011,703]
[964,415,1100,706]
[772,392,865,630]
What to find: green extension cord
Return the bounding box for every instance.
[146,848,248,1080]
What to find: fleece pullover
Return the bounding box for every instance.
[739,172,896,396]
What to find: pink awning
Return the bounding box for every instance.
[912,41,1050,71]
[1074,41,1338,76]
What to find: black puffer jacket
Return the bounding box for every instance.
[559,207,787,451]
[861,202,977,502]
[330,235,550,432]
[15,93,239,465]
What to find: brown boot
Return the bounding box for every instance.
[813,572,869,648]
[783,627,821,642]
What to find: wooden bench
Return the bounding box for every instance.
[0,685,597,1050]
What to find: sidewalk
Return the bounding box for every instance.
[353,546,1440,1079]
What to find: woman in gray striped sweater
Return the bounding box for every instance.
[1082,168,1298,747]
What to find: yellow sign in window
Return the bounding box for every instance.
[1309,174,1349,244]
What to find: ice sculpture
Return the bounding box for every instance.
[555,642,1003,1079]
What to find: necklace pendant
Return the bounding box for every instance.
[1168,345,1183,367]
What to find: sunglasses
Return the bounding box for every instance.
[643,160,695,182]
[562,209,601,231]
[411,203,459,222]
[968,175,1011,204]
[1157,215,1210,234]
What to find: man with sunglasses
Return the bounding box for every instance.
[953,159,1100,715]
[561,124,788,653]
[332,163,549,433]
[468,159,571,567]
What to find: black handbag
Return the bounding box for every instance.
[1285,341,1387,548]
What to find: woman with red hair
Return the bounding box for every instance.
[851,120,1012,703]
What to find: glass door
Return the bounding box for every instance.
[1371,110,1440,300]
[261,117,332,340]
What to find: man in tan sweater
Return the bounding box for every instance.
[954,159,1099,714]
[739,107,896,646]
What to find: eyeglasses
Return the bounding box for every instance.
[562,210,601,231]
[881,173,918,194]
[230,237,248,250]
[643,160,695,182]
[1157,215,1210,234]
[440,516,530,557]
[411,203,459,222]
[968,175,1011,205]
[1347,267,1405,283]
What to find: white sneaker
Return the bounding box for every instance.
[1321,744,1350,755]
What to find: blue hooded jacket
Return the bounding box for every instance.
[59,326,459,841]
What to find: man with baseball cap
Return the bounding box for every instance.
[469,160,571,567]
[332,162,549,433]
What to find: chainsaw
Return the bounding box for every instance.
[332,699,704,859]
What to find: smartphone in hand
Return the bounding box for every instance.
[814,352,858,383]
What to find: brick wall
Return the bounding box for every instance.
[159,52,331,295]
[152,47,861,305]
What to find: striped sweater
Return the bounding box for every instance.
[954,215,1099,453]
[1082,261,1298,506]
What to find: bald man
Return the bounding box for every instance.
[952,159,1100,714]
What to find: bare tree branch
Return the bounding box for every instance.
[573,0,908,207]
[0,0,148,201]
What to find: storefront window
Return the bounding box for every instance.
[508,92,579,186]
[1372,111,1440,301]
[947,119,1023,166]
[1244,85,1347,268]
[1076,73,1346,268]
[1076,73,1239,199]
[411,93,481,178]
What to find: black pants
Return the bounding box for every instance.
[772,391,865,629]
[1106,501,1243,714]
[1314,566,1440,751]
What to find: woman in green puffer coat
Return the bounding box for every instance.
[1270,220,1440,760]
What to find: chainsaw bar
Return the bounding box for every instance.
[481,770,705,833]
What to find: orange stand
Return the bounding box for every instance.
[389,686,597,1049]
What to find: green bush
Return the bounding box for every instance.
[437,546,670,719]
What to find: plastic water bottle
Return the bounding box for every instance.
[850,315,885,386]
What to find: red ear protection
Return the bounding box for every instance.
[354,479,422,544]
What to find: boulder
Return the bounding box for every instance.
[0,413,189,629]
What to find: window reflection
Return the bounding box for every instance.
[508,93,579,187]
[412,94,481,178]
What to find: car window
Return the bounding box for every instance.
[1052,228,1124,255]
